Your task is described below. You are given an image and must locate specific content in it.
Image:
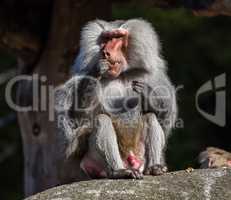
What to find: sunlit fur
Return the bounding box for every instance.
[55,19,178,179]
[72,19,165,75]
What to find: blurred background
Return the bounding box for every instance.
[0,1,230,199]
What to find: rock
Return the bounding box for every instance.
[26,168,231,200]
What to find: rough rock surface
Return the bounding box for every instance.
[26,168,231,200]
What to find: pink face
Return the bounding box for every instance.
[100,29,129,78]
[227,160,231,167]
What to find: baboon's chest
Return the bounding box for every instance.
[101,80,144,159]
[101,80,141,113]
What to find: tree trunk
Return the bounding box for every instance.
[17,0,111,197]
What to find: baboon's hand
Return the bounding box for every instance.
[132,80,151,96]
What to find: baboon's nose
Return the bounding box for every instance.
[103,38,123,61]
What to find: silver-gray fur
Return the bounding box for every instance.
[55,19,177,179]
